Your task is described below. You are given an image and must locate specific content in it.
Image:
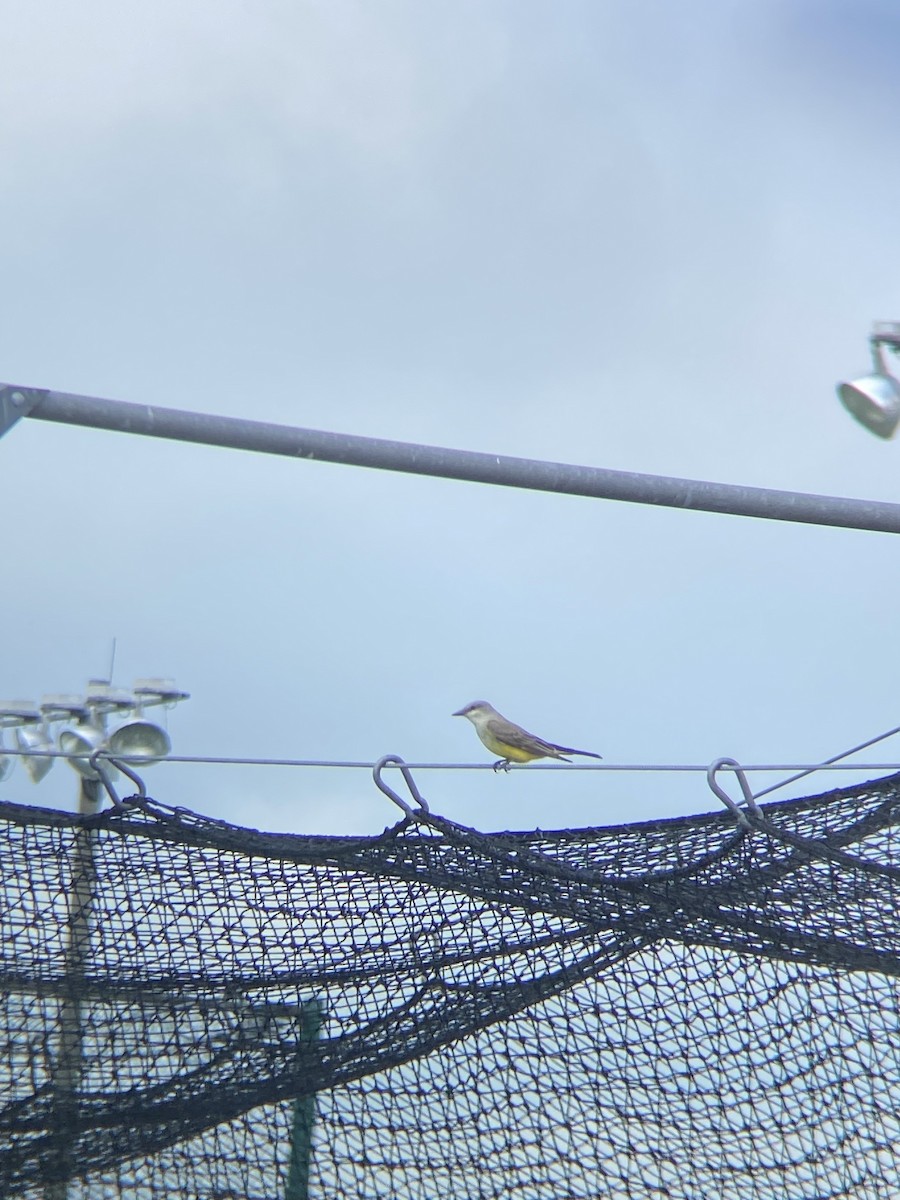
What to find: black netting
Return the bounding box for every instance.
[3,773,900,1198]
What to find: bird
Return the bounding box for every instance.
[453,700,602,771]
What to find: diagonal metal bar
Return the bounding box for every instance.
[12,383,900,534]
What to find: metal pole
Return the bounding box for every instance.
[45,779,101,1199]
[9,385,900,535]
[284,1000,323,1200]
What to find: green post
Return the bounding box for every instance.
[285,999,323,1200]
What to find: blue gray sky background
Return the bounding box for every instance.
[2,1,900,834]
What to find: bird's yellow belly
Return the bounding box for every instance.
[478,730,541,762]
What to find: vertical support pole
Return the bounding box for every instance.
[45,779,101,1199]
[285,999,323,1200]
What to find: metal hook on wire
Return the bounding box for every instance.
[373,755,430,818]
[88,751,148,809]
[707,757,763,830]
[112,757,148,801]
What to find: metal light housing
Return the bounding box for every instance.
[837,373,900,439]
[107,719,171,764]
[837,324,900,439]
[15,723,55,783]
[0,702,42,784]
[58,722,117,780]
[0,740,13,783]
[105,678,187,767]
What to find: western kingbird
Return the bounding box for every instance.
[453,700,602,771]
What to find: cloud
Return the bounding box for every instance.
[0,1,509,180]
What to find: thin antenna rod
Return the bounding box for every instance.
[108,638,117,685]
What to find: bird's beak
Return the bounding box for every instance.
[452,707,466,717]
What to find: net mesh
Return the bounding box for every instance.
[3,771,900,1198]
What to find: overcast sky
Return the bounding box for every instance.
[2,0,900,835]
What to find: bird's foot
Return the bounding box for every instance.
[492,759,513,773]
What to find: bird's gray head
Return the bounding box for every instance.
[452,700,495,719]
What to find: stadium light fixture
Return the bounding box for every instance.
[837,321,900,439]
[0,738,13,782]
[15,720,55,783]
[107,721,171,763]
[0,680,192,787]
[53,682,126,780]
[107,679,187,765]
[0,702,43,782]
[57,720,117,780]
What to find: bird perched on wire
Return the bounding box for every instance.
[453,700,602,771]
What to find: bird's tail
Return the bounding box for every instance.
[553,745,603,760]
